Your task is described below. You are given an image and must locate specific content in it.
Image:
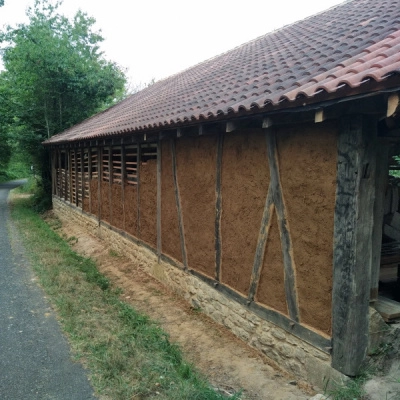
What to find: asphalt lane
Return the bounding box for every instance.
[0,180,97,400]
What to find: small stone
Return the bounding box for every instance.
[289,380,297,385]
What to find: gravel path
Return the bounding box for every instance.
[0,180,97,400]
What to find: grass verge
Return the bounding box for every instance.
[11,195,239,400]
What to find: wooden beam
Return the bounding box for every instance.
[98,147,102,224]
[80,148,84,209]
[370,143,389,301]
[267,131,300,322]
[315,109,325,123]
[69,150,73,204]
[157,141,162,262]
[121,145,126,232]
[108,146,112,224]
[226,121,236,133]
[387,93,400,117]
[332,115,377,376]
[215,133,223,281]
[88,147,92,214]
[171,139,188,270]
[137,144,141,238]
[248,188,274,301]
[262,117,273,129]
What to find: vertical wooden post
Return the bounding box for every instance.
[58,150,62,198]
[137,144,141,238]
[215,133,223,281]
[74,148,78,207]
[171,139,188,270]
[88,147,92,214]
[121,144,126,232]
[98,147,102,224]
[267,131,299,322]
[157,139,162,262]
[80,148,84,209]
[370,143,389,301]
[69,149,73,204]
[109,146,112,224]
[332,115,377,376]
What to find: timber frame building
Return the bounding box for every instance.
[44,0,400,385]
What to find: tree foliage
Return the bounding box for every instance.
[0,0,126,167]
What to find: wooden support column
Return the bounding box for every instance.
[98,147,102,224]
[121,145,126,232]
[108,146,112,224]
[171,139,188,270]
[137,144,141,238]
[69,150,73,203]
[74,149,78,207]
[267,131,299,322]
[80,148,84,209]
[215,133,223,281]
[332,115,377,376]
[157,141,162,262]
[370,143,389,301]
[88,147,92,214]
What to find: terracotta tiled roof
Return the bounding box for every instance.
[45,0,400,144]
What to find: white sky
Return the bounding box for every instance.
[0,0,346,88]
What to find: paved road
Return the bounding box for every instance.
[0,180,97,400]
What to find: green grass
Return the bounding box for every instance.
[11,195,240,400]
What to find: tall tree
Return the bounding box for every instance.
[0,0,126,203]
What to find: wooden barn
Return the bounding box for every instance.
[43,0,400,386]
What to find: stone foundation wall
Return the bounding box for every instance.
[53,197,346,389]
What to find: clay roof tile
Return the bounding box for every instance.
[45,0,400,144]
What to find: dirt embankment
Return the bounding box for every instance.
[52,213,314,400]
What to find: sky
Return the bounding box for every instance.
[0,0,346,88]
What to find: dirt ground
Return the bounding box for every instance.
[51,213,315,400]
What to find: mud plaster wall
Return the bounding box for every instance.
[82,195,90,213]
[125,185,138,237]
[111,183,124,230]
[176,136,218,278]
[161,140,182,263]
[276,121,338,335]
[52,197,346,390]
[221,130,270,295]
[256,206,289,315]
[89,179,99,218]
[139,158,157,248]
[100,181,111,223]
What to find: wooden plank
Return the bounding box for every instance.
[266,131,299,322]
[215,133,223,281]
[332,115,377,376]
[248,188,274,301]
[171,139,188,270]
[375,296,400,321]
[157,141,162,262]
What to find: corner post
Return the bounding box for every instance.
[332,115,377,375]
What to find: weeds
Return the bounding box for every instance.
[11,196,239,400]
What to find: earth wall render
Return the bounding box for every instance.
[51,122,343,386]
[52,197,345,389]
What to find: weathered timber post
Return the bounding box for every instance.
[370,143,389,301]
[332,115,377,376]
